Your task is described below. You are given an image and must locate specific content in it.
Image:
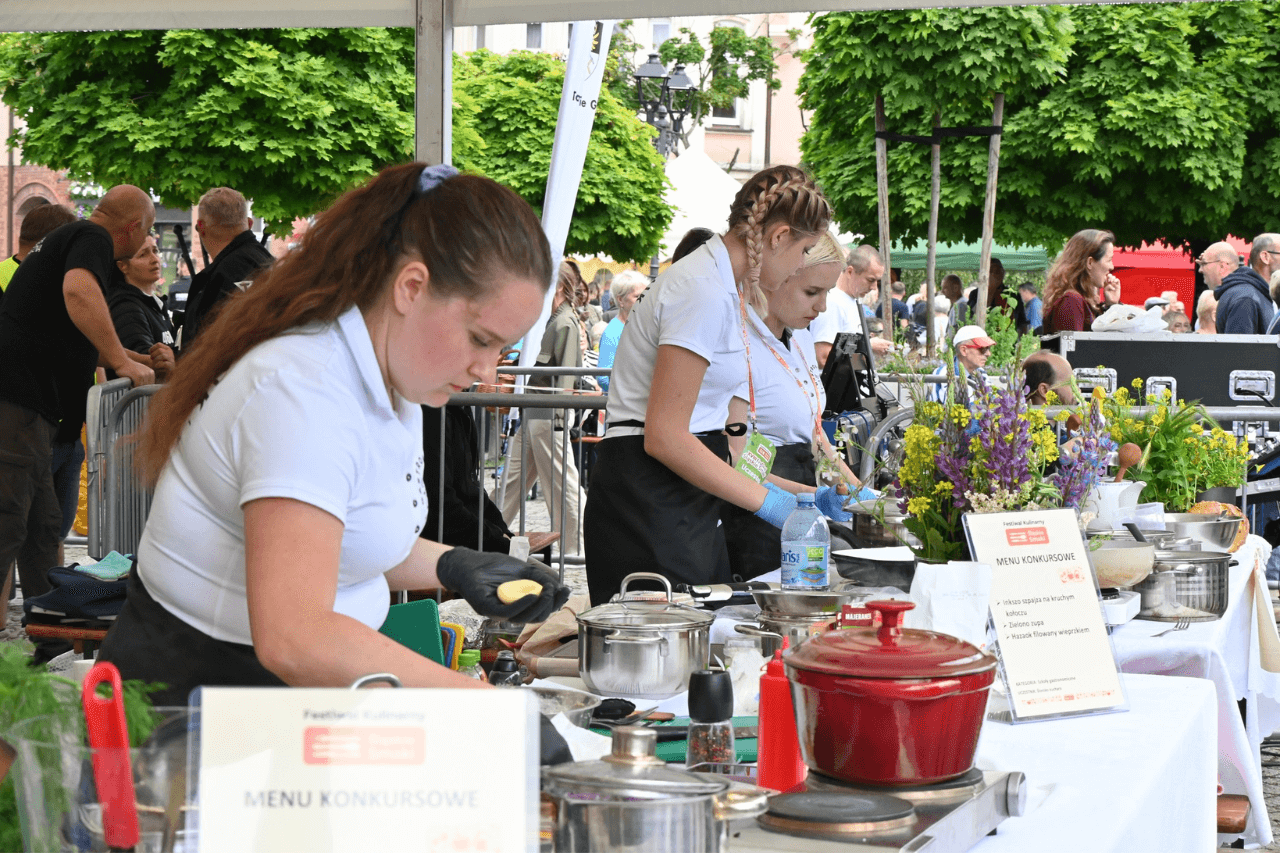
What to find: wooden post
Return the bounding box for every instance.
[874,95,893,345]
[974,93,1004,328]
[925,110,941,357]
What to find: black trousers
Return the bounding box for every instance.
[98,571,285,707]
[721,442,817,581]
[583,434,733,605]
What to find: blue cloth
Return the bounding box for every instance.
[1024,296,1043,332]
[597,317,624,392]
[1215,266,1275,335]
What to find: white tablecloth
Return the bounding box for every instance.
[974,673,1217,853]
[1110,534,1280,846]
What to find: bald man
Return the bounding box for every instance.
[1206,236,1273,335]
[1023,351,1077,406]
[0,185,154,661]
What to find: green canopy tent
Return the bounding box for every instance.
[889,240,1048,272]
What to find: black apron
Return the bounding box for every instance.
[583,433,733,605]
[97,570,285,707]
[722,442,817,581]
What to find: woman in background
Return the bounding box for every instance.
[1042,229,1122,334]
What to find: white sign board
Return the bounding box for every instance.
[191,687,539,852]
[965,508,1126,722]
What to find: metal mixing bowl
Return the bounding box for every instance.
[750,588,867,616]
[1162,513,1243,552]
[532,685,602,729]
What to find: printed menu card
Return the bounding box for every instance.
[965,508,1126,722]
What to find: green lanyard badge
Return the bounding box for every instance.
[734,430,777,484]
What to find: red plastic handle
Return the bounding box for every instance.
[866,600,915,647]
[82,661,139,850]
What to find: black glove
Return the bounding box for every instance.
[435,547,570,624]
[539,714,573,766]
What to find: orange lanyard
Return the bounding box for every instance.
[748,310,824,439]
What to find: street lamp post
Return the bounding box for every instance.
[634,55,696,279]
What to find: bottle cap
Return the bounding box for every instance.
[491,650,519,672]
[458,649,481,668]
[687,669,734,722]
[797,493,816,505]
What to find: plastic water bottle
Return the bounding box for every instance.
[781,493,830,590]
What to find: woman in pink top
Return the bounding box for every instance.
[1042,228,1122,334]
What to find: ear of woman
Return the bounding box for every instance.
[392,260,431,313]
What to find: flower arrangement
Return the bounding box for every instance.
[1099,381,1249,512]
[892,376,1103,562]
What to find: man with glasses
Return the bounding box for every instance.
[1206,236,1274,335]
[928,324,994,404]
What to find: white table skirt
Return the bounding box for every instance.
[974,673,1217,853]
[1110,534,1280,846]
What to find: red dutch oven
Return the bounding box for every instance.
[784,599,997,786]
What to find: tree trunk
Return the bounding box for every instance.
[875,94,893,346]
[975,93,1005,328]
[925,110,941,357]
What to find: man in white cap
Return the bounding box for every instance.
[928,324,995,403]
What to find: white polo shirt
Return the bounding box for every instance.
[605,235,748,436]
[735,307,826,445]
[138,306,427,645]
[809,287,866,345]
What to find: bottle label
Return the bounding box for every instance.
[781,543,829,589]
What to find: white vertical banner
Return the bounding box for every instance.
[518,20,615,370]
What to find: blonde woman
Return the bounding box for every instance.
[583,165,832,603]
[722,231,873,579]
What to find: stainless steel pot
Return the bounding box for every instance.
[542,727,767,853]
[577,573,712,699]
[1134,550,1236,622]
[735,612,835,658]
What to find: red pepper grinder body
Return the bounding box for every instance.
[756,647,807,791]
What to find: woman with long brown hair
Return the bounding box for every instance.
[1042,228,1122,334]
[99,163,570,711]
[583,165,833,604]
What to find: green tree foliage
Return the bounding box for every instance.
[0,30,671,258]
[0,28,416,233]
[799,3,1280,250]
[452,50,671,262]
[659,25,779,148]
[799,7,1073,246]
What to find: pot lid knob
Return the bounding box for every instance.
[867,599,914,648]
[603,726,664,767]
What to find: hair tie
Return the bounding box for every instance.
[418,164,458,194]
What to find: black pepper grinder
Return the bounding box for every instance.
[686,669,735,768]
[488,650,525,687]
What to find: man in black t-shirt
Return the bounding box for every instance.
[0,186,154,659]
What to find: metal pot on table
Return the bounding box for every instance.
[733,588,868,657]
[577,573,712,700]
[1134,550,1236,622]
[542,726,767,853]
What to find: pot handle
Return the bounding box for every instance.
[734,623,784,640]
[866,600,915,648]
[604,630,667,646]
[834,677,967,700]
[619,572,674,604]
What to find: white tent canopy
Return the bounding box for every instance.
[660,148,743,257]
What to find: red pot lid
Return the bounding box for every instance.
[785,600,997,680]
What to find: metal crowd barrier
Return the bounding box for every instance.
[85,378,159,560]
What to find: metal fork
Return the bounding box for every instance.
[1153,617,1191,637]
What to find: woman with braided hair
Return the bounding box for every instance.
[584,165,832,604]
[98,164,574,764]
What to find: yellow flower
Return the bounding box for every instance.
[1054,410,1071,423]
[1092,386,1106,402]
[1131,377,1144,389]
[907,497,932,515]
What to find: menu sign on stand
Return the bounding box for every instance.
[964,508,1127,722]
[188,687,539,852]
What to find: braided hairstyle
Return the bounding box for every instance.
[727,165,832,313]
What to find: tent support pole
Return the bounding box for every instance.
[415,0,453,165]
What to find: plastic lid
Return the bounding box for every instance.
[687,670,733,722]
[577,599,714,631]
[491,650,519,672]
[457,650,480,668]
[797,493,815,505]
[784,600,996,680]
[542,726,728,798]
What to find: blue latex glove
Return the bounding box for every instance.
[753,482,797,529]
[851,486,877,503]
[815,486,852,522]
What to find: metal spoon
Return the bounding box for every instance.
[1123,523,1149,543]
